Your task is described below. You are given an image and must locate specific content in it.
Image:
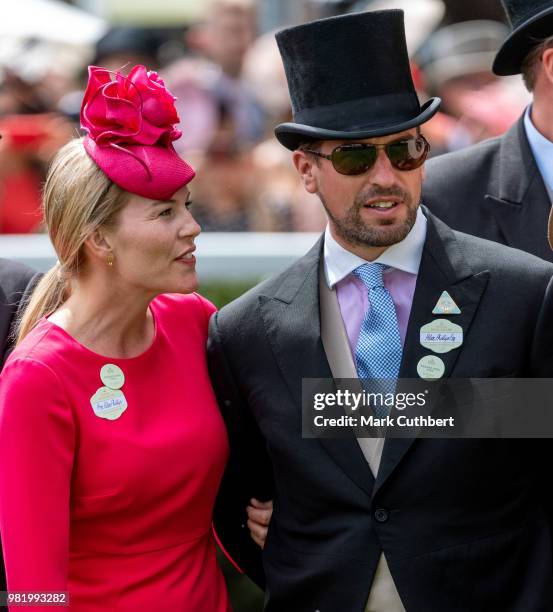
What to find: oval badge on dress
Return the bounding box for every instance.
[90,386,128,420]
[100,363,125,390]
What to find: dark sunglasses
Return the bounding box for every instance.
[304,135,430,175]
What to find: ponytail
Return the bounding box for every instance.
[16,263,69,344]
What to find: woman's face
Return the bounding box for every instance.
[106,186,201,297]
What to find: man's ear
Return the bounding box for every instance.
[292,150,319,194]
[83,228,113,263]
[542,48,553,85]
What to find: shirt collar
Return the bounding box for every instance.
[324,206,427,288]
[524,105,553,192]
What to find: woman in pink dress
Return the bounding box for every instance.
[0,65,268,611]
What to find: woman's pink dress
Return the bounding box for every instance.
[0,293,230,611]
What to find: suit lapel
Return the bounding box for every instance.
[398,214,489,379]
[375,211,490,493]
[319,262,383,482]
[259,237,374,498]
[484,115,552,260]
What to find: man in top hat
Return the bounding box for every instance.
[423,0,553,260]
[209,10,553,611]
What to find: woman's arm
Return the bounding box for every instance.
[208,311,273,588]
[0,358,74,599]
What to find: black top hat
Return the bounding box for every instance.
[493,0,553,75]
[274,10,440,151]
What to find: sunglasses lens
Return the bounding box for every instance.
[327,137,429,175]
[331,146,377,175]
[387,137,428,170]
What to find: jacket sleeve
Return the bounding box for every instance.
[529,273,553,577]
[207,310,273,589]
[0,357,74,605]
[530,274,553,376]
[0,263,41,366]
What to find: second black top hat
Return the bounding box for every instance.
[274,10,440,151]
[493,0,553,75]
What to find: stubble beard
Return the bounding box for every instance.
[319,186,419,248]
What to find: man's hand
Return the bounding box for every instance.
[246,498,273,549]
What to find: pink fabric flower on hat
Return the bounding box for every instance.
[80,65,195,200]
[82,65,181,146]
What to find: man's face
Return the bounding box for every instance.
[294,128,424,250]
[207,5,256,77]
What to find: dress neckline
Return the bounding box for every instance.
[42,301,159,362]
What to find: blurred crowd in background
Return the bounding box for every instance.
[0,0,532,234]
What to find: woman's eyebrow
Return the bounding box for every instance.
[152,199,177,206]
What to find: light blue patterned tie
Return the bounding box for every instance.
[353,263,403,418]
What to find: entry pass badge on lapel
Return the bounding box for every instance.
[432,291,461,315]
[417,355,445,380]
[420,319,463,354]
[91,364,127,420]
[90,386,128,420]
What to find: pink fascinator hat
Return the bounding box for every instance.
[80,65,195,200]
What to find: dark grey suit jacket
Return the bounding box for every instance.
[422,115,553,261]
[209,210,553,611]
[0,258,40,366]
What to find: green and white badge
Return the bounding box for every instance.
[432,291,461,315]
[420,319,463,354]
[90,386,128,420]
[100,364,125,390]
[417,355,445,380]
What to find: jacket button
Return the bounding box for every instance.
[224,400,232,407]
[374,508,389,523]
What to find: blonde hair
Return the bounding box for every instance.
[17,138,129,343]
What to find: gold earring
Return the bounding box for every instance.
[107,254,114,267]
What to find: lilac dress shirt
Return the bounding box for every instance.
[323,207,427,356]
